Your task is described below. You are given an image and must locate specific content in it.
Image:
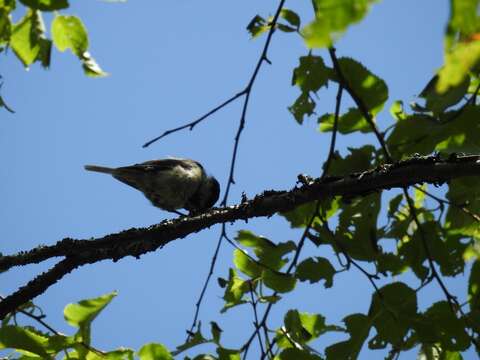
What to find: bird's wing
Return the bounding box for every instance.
[134,158,202,172]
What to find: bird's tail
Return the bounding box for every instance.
[84,165,115,174]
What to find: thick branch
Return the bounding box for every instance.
[1,154,480,318]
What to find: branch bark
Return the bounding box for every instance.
[1,154,480,318]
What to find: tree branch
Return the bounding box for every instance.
[1,154,480,318]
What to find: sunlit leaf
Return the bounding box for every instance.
[303,0,378,48]
[10,10,40,66]
[318,108,371,134]
[64,291,117,343]
[0,326,50,357]
[221,268,250,313]
[173,326,209,356]
[233,249,262,278]
[138,343,173,360]
[216,347,240,360]
[419,75,469,115]
[235,230,296,271]
[333,57,388,115]
[52,15,88,56]
[246,15,267,38]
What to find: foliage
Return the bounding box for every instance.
[1,0,106,76]
[2,0,480,359]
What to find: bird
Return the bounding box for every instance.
[84,158,220,215]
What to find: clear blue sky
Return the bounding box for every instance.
[2,0,473,358]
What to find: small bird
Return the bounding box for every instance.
[84,158,220,215]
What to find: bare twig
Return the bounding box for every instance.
[249,282,267,359]
[322,84,343,178]
[142,92,244,148]
[184,0,287,339]
[415,185,480,222]
[328,47,392,161]
[244,202,320,359]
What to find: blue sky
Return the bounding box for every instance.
[2,0,474,358]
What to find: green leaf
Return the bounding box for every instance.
[386,114,441,158]
[368,283,417,348]
[80,50,108,77]
[280,9,300,28]
[64,291,117,343]
[318,108,371,134]
[323,146,376,176]
[336,193,381,261]
[19,0,69,11]
[376,252,404,275]
[295,257,335,288]
[292,55,329,93]
[325,314,371,359]
[417,345,463,360]
[0,8,11,43]
[414,301,470,351]
[333,57,388,115]
[51,15,88,56]
[288,92,315,124]
[51,13,107,76]
[277,348,323,360]
[447,0,479,39]
[235,230,296,271]
[246,15,267,38]
[173,326,209,356]
[397,225,429,281]
[277,310,332,348]
[262,269,296,293]
[387,194,403,218]
[469,260,480,310]
[303,0,377,48]
[446,177,480,239]
[0,325,50,357]
[30,10,51,68]
[419,75,470,115]
[10,10,40,66]
[221,268,250,313]
[233,249,262,278]
[438,0,480,92]
[438,41,480,93]
[281,198,340,229]
[210,322,222,345]
[138,343,173,360]
[389,100,407,121]
[217,347,240,360]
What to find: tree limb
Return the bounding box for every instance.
[1,154,480,318]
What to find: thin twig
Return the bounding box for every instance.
[186,0,287,340]
[142,92,244,148]
[244,202,320,359]
[328,47,392,161]
[415,185,480,222]
[322,84,343,178]
[186,226,225,340]
[249,282,267,359]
